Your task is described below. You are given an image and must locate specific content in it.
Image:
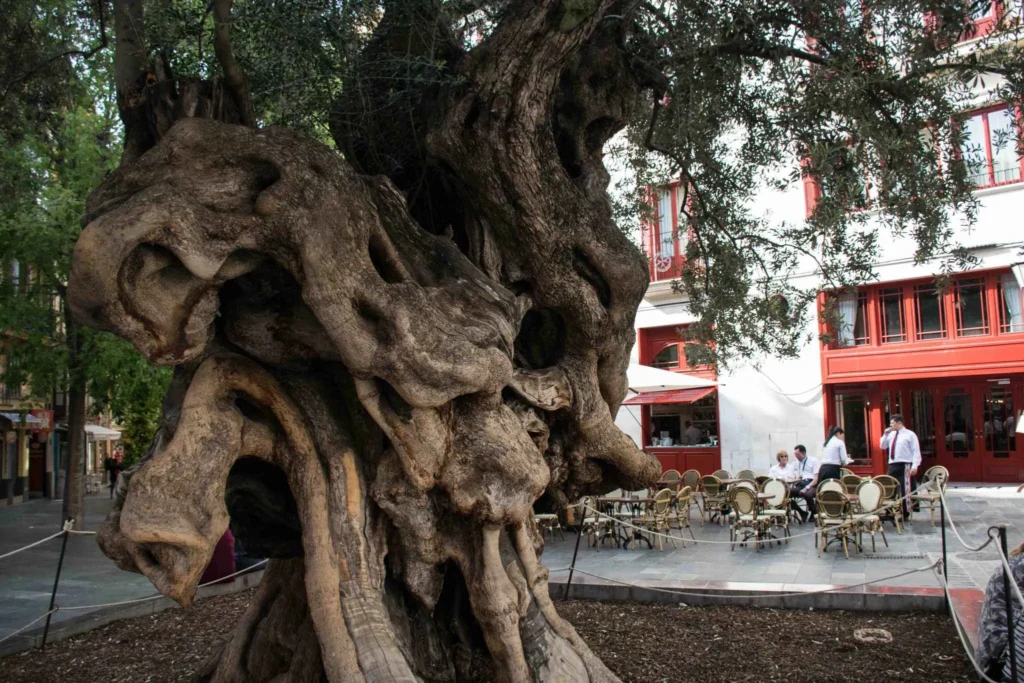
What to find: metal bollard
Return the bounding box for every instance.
[563,511,584,601]
[41,519,73,649]
[939,495,948,614]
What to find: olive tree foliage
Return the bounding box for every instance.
[9,0,1022,680]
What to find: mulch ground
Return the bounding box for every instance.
[2,590,974,682]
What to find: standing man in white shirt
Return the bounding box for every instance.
[880,414,922,517]
[789,445,820,523]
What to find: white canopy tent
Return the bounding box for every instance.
[85,424,122,442]
[626,363,716,393]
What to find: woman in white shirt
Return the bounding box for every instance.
[819,426,852,484]
[769,450,795,482]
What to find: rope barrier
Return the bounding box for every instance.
[938,486,994,553]
[936,569,1000,683]
[0,530,66,561]
[564,560,940,601]
[0,610,57,646]
[66,530,97,535]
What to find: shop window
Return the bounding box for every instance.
[943,388,974,457]
[882,390,903,427]
[647,394,718,448]
[910,389,937,458]
[959,107,1021,188]
[835,393,871,466]
[999,274,1024,333]
[914,284,947,340]
[984,386,1016,456]
[835,292,870,347]
[651,344,679,369]
[954,277,989,336]
[879,287,906,343]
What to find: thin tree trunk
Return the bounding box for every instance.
[62,316,87,531]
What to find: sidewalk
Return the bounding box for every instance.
[0,495,156,644]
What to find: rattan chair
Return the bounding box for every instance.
[534,512,564,541]
[816,490,856,558]
[660,469,682,491]
[700,475,728,525]
[841,474,862,495]
[579,496,614,550]
[712,469,731,480]
[736,469,757,481]
[760,478,791,543]
[636,488,676,550]
[729,486,770,551]
[755,475,771,487]
[873,474,904,534]
[681,469,704,524]
[672,486,698,546]
[818,478,845,495]
[909,466,949,526]
[853,479,888,552]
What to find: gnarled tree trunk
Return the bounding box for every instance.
[69,1,660,680]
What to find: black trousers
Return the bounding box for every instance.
[789,480,816,516]
[887,461,917,515]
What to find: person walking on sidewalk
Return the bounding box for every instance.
[879,414,921,517]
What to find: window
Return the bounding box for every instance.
[984,386,1016,456]
[943,388,974,457]
[914,284,947,340]
[882,390,903,427]
[959,107,1022,188]
[999,274,1024,333]
[651,344,679,369]
[879,287,906,343]
[835,292,870,346]
[910,389,937,458]
[835,393,871,466]
[954,277,989,336]
[656,189,674,262]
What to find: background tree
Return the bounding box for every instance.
[11,0,1019,679]
[1,0,170,525]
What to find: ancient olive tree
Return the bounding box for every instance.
[56,0,1023,679]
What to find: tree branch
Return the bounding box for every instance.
[212,0,255,127]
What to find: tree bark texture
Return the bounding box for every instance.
[61,314,87,530]
[69,1,658,680]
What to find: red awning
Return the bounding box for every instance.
[622,387,717,405]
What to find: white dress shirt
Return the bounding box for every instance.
[792,455,820,481]
[821,437,852,466]
[880,427,922,469]
[769,462,796,482]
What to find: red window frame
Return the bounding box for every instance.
[645,182,691,282]
[953,277,990,337]
[878,287,907,344]
[957,104,1024,189]
[913,283,948,341]
[639,325,717,379]
[924,1,1004,44]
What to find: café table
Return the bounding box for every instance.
[595,497,655,549]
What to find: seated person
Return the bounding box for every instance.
[977,540,1024,680]
[788,444,820,523]
[769,450,796,482]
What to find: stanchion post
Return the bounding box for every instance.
[41,519,72,650]
[939,494,948,588]
[563,509,584,601]
[1000,525,1019,683]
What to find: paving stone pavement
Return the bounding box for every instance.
[542,485,1023,593]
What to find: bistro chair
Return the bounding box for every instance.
[579,496,614,551]
[853,479,888,552]
[712,469,731,480]
[736,469,757,481]
[662,469,682,482]
[534,512,565,542]
[733,480,758,493]
[840,468,855,478]
[760,478,791,543]
[873,474,904,534]
[728,487,770,552]
[841,474,863,495]
[671,486,698,545]
[909,466,949,527]
[816,490,856,559]
[818,479,845,496]
[680,471,704,524]
[682,469,701,491]
[700,475,728,525]
[755,475,771,487]
[639,488,677,550]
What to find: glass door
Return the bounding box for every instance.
[979,382,1022,482]
[938,386,982,481]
